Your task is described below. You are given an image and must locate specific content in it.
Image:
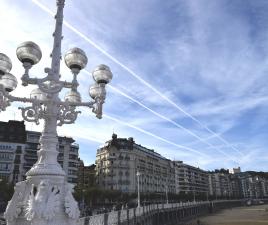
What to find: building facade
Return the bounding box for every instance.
[229,174,242,199]
[95,134,176,194]
[174,161,209,199]
[96,135,268,200]
[0,121,26,183]
[208,169,268,199]
[208,172,232,199]
[77,159,96,188]
[0,120,79,184]
[237,172,268,199]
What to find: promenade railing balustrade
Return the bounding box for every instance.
[78,199,244,225]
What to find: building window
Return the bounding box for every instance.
[68,162,77,168]
[68,169,77,175]
[0,145,12,150]
[69,154,77,160]
[0,163,11,171]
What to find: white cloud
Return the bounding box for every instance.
[1,0,267,171]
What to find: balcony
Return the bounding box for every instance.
[0,170,11,174]
[118,164,130,169]
[25,148,38,153]
[107,173,116,177]
[0,158,13,162]
[27,137,40,143]
[24,155,37,160]
[70,151,78,156]
[57,156,64,161]
[23,164,33,169]
[68,158,78,163]
[0,148,14,153]
[118,180,130,185]
[107,181,117,185]
[71,143,79,148]
[107,155,116,160]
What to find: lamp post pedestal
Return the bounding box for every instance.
[5,175,78,225]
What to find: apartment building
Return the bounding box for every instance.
[229,174,242,198]
[229,167,241,174]
[208,169,268,199]
[77,159,96,188]
[208,172,232,198]
[174,161,209,198]
[95,134,268,200]
[238,172,267,199]
[0,120,26,183]
[0,120,79,184]
[95,134,176,194]
[58,135,79,183]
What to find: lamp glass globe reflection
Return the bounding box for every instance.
[30,88,47,101]
[0,53,12,75]
[16,41,42,65]
[64,47,88,70]
[0,73,17,92]
[64,90,81,103]
[89,83,106,100]
[92,64,113,84]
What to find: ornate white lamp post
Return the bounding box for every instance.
[165,184,169,204]
[0,0,112,224]
[136,171,141,208]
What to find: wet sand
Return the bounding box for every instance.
[186,204,268,225]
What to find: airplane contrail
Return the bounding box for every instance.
[105,83,239,163]
[31,0,242,162]
[103,114,210,158]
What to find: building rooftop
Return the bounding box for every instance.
[101,133,168,160]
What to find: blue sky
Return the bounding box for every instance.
[0,0,268,171]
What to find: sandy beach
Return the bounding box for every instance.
[186,204,268,225]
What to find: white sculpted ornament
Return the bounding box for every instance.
[64,183,80,219]
[25,180,60,221]
[4,181,27,222]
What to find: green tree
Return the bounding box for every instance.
[0,179,14,202]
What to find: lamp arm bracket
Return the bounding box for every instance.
[21,76,50,86]
[92,97,105,119]
[62,81,73,89]
[63,101,95,108]
[19,103,44,125]
[0,86,35,103]
[57,102,81,126]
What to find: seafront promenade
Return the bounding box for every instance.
[78,200,243,225]
[187,204,268,225]
[1,200,266,225]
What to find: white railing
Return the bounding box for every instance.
[79,200,211,224]
[79,199,247,225]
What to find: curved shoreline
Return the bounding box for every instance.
[185,204,268,225]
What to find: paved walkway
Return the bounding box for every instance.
[187,204,268,225]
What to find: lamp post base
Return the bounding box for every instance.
[4,174,80,225]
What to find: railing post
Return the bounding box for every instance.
[134,207,136,225]
[118,210,121,225]
[104,213,108,225]
[127,209,129,225]
[84,216,89,225]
